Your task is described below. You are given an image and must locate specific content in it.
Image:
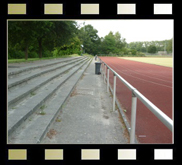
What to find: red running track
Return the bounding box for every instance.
[100,57,173,144]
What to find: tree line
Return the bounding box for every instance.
[8,21,173,59]
[8,21,80,59]
[128,39,172,54]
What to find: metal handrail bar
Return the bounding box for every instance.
[133,89,173,131]
[98,56,173,143]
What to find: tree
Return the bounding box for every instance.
[8,21,78,59]
[78,24,100,55]
[52,21,78,47]
[148,45,157,54]
[101,31,116,54]
[166,38,172,53]
[32,21,54,58]
[58,36,82,56]
[114,31,127,50]
[8,21,35,60]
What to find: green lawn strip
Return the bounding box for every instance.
[119,57,173,67]
[8,54,81,64]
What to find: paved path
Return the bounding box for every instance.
[41,59,129,144]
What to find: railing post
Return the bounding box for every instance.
[130,90,137,144]
[104,64,106,83]
[107,68,109,92]
[100,62,102,75]
[113,74,116,111]
[103,64,105,81]
[101,62,104,76]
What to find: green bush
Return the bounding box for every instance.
[131,49,137,55]
[147,45,157,54]
[29,51,38,58]
[118,51,124,56]
[136,52,145,57]
[52,48,59,57]
[43,50,52,57]
[77,50,81,55]
[8,49,25,59]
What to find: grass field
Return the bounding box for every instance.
[118,57,173,67]
[8,54,81,64]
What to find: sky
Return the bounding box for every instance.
[76,20,173,43]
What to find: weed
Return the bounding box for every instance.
[39,111,46,115]
[122,125,126,129]
[38,105,46,115]
[40,105,46,110]
[56,118,61,122]
[47,129,57,139]
[30,91,36,96]
[12,107,16,109]
[61,102,66,109]
[64,70,70,74]
[115,103,119,110]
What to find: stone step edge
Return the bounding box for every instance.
[8,58,89,108]
[8,57,87,89]
[8,56,82,76]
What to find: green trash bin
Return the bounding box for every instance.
[95,62,101,74]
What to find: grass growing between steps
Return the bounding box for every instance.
[30,91,36,96]
[38,105,47,115]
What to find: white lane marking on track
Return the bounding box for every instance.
[114,62,172,83]
[104,58,172,83]
[107,63,172,89]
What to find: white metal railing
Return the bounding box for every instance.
[98,57,173,144]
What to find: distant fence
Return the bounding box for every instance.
[145,53,172,56]
[98,56,173,144]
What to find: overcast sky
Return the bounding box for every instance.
[76,20,173,43]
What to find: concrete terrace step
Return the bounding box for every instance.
[8,57,92,144]
[8,58,88,108]
[8,56,82,77]
[8,57,87,89]
[8,57,90,136]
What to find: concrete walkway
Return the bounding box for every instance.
[41,58,129,144]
